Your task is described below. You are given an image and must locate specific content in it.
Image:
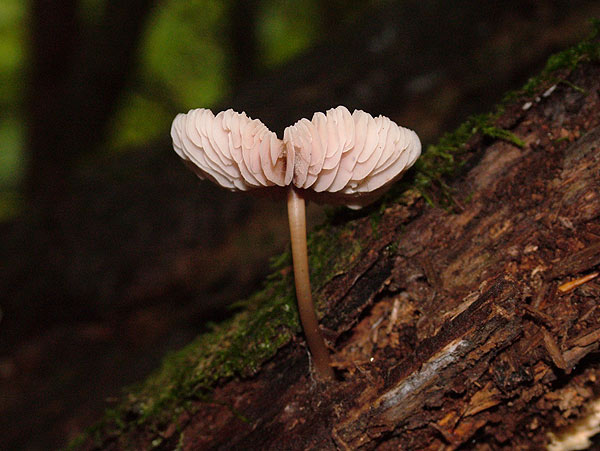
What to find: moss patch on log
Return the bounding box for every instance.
[68,214,368,447]
[410,19,599,208]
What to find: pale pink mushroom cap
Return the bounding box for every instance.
[171,108,288,190]
[284,106,421,208]
[171,106,421,208]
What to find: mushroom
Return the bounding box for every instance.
[171,106,421,381]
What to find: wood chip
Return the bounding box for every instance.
[542,329,568,371]
[521,304,555,328]
[569,329,600,348]
[548,242,600,280]
[558,272,599,293]
[386,298,401,334]
[464,382,501,417]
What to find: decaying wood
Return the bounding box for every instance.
[333,280,521,447]
[79,58,600,450]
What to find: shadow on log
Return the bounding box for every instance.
[74,32,600,451]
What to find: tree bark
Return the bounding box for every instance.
[74,40,600,450]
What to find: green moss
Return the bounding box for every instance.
[412,112,526,207]
[68,216,367,445]
[64,434,86,451]
[141,282,298,410]
[413,21,600,208]
[479,124,525,148]
[307,222,365,302]
[413,114,489,207]
[546,24,600,71]
[559,79,586,94]
[66,272,295,444]
[369,212,382,240]
[507,19,600,100]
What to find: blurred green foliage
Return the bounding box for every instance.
[0,0,325,219]
[109,0,322,150]
[109,0,229,149]
[0,0,25,220]
[258,0,321,68]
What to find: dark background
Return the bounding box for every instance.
[1,1,599,449]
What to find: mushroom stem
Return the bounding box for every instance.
[287,187,335,381]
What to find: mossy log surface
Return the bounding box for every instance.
[73,36,600,450]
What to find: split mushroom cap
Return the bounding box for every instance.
[171,108,288,190]
[171,106,421,207]
[171,105,422,381]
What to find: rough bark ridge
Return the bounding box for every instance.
[75,43,600,449]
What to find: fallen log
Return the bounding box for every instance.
[72,32,600,451]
